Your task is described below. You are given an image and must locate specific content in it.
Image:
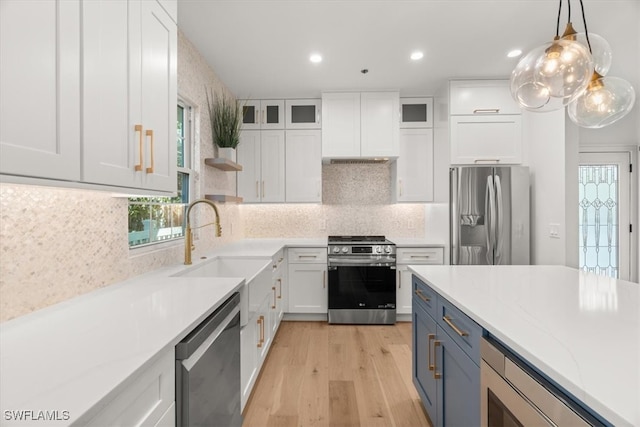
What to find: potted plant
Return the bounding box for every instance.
[206,88,242,161]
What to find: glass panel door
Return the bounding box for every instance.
[579,152,631,279]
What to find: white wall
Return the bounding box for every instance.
[524,109,571,265]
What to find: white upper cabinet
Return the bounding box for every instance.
[285,99,321,129]
[360,92,400,158]
[0,0,81,181]
[449,80,522,165]
[0,0,177,194]
[285,130,322,203]
[237,130,285,203]
[450,80,521,115]
[321,92,399,159]
[400,97,433,128]
[241,100,285,130]
[321,92,361,157]
[393,128,434,202]
[83,0,177,192]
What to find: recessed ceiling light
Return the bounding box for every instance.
[310,53,322,63]
[507,49,523,58]
[410,51,424,61]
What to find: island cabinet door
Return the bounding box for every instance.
[413,302,438,424]
[438,328,481,427]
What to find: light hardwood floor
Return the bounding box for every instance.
[242,321,431,427]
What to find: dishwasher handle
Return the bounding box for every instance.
[176,292,240,361]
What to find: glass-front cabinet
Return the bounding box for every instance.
[400,97,433,128]
[285,99,321,129]
[241,99,284,130]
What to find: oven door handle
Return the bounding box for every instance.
[327,257,396,266]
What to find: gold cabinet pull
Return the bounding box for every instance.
[398,271,401,289]
[255,181,259,198]
[262,180,265,198]
[272,286,277,309]
[134,124,143,171]
[433,340,441,379]
[473,108,500,114]
[145,129,154,173]
[415,289,430,303]
[277,278,282,299]
[323,271,326,288]
[442,315,469,337]
[427,333,435,371]
[257,315,265,347]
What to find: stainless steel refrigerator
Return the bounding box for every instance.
[450,166,530,265]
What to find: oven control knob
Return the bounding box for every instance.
[384,245,392,253]
[375,246,382,253]
[341,246,349,253]
[332,246,340,253]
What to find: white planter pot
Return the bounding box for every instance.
[218,147,236,162]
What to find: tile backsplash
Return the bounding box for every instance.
[243,163,426,238]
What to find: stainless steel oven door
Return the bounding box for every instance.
[327,258,396,324]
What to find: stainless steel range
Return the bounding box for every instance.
[327,235,396,325]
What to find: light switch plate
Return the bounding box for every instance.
[549,223,560,239]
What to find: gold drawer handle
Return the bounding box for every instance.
[145,129,154,173]
[277,278,282,299]
[442,315,469,337]
[427,333,435,371]
[433,340,442,379]
[473,108,500,114]
[272,286,277,309]
[414,289,430,303]
[134,124,143,171]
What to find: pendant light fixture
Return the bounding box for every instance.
[511,0,593,112]
[564,0,636,128]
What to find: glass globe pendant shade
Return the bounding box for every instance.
[568,73,636,128]
[563,32,613,76]
[510,38,592,112]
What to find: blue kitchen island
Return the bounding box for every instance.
[409,265,639,427]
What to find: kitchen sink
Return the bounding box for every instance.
[172,256,272,327]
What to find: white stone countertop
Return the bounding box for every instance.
[0,238,325,426]
[388,237,446,247]
[408,265,639,427]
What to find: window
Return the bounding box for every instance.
[128,102,193,248]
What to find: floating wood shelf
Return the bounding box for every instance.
[204,194,243,203]
[204,157,242,171]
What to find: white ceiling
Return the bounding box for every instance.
[178,0,640,100]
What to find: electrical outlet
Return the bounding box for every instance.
[549,223,560,239]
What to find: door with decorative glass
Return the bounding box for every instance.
[578,152,631,280]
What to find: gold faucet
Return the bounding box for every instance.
[184,198,222,265]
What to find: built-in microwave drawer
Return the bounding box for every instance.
[412,276,438,320]
[397,247,444,265]
[437,297,482,364]
[287,247,327,264]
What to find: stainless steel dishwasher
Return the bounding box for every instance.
[176,292,241,427]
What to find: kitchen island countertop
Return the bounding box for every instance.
[408,265,639,427]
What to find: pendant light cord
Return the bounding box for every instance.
[555,0,563,37]
[578,0,593,53]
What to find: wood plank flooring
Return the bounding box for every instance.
[242,321,431,427]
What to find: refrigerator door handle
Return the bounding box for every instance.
[450,168,459,265]
[494,175,504,264]
[485,175,495,264]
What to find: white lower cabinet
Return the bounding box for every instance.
[287,247,328,314]
[241,250,287,411]
[397,247,444,315]
[84,348,174,427]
